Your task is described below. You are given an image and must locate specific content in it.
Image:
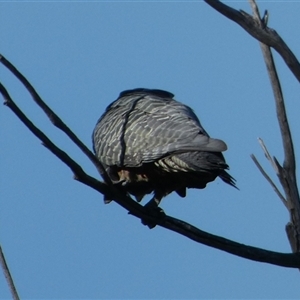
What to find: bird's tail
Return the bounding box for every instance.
[219,170,238,189]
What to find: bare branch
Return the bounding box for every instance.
[204,0,300,254]
[205,0,300,254]
[257,138,280,175]
[0,54,112,186]
[255,25,296,177]
[251,154,287,208]
[159,216,300,268]
[286,223,299,254]
[0,245,20,300]
[0,82,111,198]
[204,0,300,84]
[248,0,300,253]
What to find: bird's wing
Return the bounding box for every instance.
[93,91,227,167]
[118,96,227,166]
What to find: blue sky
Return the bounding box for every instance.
[1,1,300,299]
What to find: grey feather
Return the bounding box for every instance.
[93,88,228,167]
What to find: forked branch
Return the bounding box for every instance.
[204,0,300,83]
[206,0,300,253]
[249,0,300,252]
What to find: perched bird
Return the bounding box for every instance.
[93,88,236,208]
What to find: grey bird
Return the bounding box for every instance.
[93,88,236,209]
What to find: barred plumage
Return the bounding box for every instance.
[93,88,236,205]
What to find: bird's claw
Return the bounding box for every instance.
[103,180,128,204]
[141,199,166,229]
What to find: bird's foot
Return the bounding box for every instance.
[103,180,128,204]
[141,199,166,229]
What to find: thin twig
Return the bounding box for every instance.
[257,138,280,175]
[248,0,260,20]
[251,154,287,208]
[0,245,20,300]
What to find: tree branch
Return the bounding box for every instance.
[159,216,300,268]
[204,0,300,254]
[0,82,112,198]
[247,0,300,253]
[0,245,20,300]
[0,54,112,186]
[204,0,300,84]
[251,153,287,208]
